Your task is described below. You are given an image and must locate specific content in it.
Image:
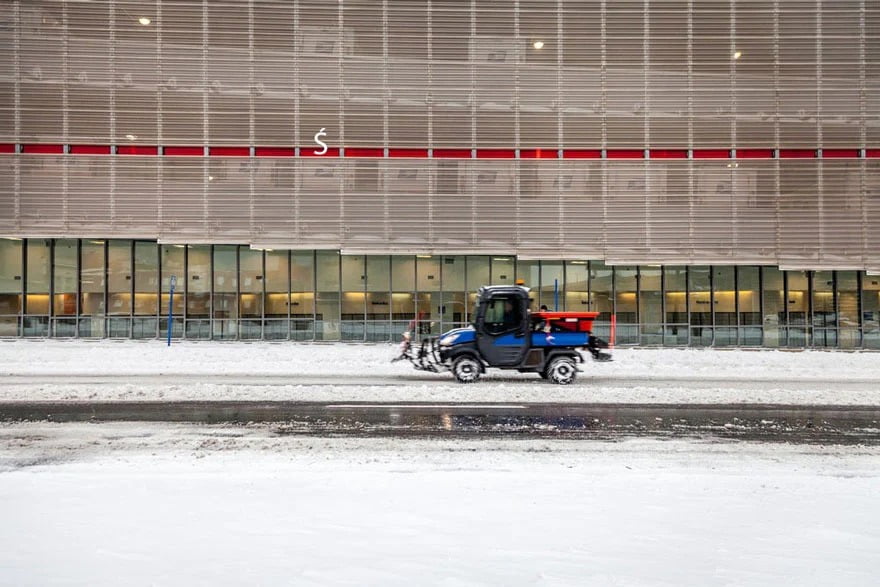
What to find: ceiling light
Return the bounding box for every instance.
[125,134,137,141]
[733,50,742,60]
[139,17,151,26]
[208,175,214,181]
[533,40,544,50]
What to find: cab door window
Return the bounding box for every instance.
[484,295,522,335]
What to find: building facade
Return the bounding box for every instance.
[0,1,878,346]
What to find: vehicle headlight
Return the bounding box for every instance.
[439,334,457,347]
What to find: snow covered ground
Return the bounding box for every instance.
[1,340,878,405]
[1,423,879,586]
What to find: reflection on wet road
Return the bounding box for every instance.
[2,401,878,445]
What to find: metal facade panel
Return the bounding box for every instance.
[0,0,876,268]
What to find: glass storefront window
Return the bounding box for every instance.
[316,251,340,340]
[341,256,365,292]
[614,266,637,322]
[53,239,78,319]
[664,266,687,344]
[416,256,440,292]
[390,255,414,293]
[240,248,264,316]
[762,267,784,347]
[688,266,711,346]
[341,256,366,340]
[366,256,390,292]
[564,261,589,313]
[514,260,538,291]
[390,255,415,337]
[539,261,564,311]
[240,248,263,335]
[737,266,761,345]
[863,272,880,349]
[290,252,315,339]
[134,242,159,316]
[589,261,613,321]
[713,266,735,345]
[812,270,836,347]
[639,265,662,345]
[80,240,105,316]
[491,257,514,286]
[0,239,22,313]
[108,241,132,316]
[25,239,51,316]
[79,240,106,338]
[614,266,638,344]
[264,250,288,315]
[160,245,185,317]
[213,245,238,339]
[837,271,860,349]
[787,270,809,346]
[417,256,441,335]
[187,245,211,319]
[441,256,465,292]
[467,256,490,292]
[0,239,22,336]
[365,256,391,339]
[292,252,315,292]
[6,242,875,348]
[264,250,289,340]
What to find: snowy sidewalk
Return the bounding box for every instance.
[1,340,878,405]
[2,426,879,586]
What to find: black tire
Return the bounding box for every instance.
[452,355,482,384]
[546,356,577,385]
[539,370,549,379]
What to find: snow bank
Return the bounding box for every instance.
[1,339,878,380]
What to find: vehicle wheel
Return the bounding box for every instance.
[452,355,481,384]
[546,357,577,385]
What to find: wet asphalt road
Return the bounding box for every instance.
[2,400,879,445]
[3,372,878,392]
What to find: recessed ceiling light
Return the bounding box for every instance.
[208,175,214,181]
[139,17,151,26]
[733,50,742,59]
[125,134,137,141]
[533,40,544,50]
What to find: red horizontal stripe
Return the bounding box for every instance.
[649,149,687,159]
[476,149,515,159]
[737,148,774,159]
[6,143,872,160]
[117,145,158,156]
[520,148,558,159]
[22,143,64,154]
[822,149,860,158]
[433,148,472,158]
[255,147,295,157]
[779,149,816,159]
[693,149,730,159]
[389,148,429,158]
[69,144,111,155]
[300,146,341,157]
[562,149,602,159]
[345,147,384,157]
[164,146,204,156]
[209,146,250,157]
[606,149,644,159]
